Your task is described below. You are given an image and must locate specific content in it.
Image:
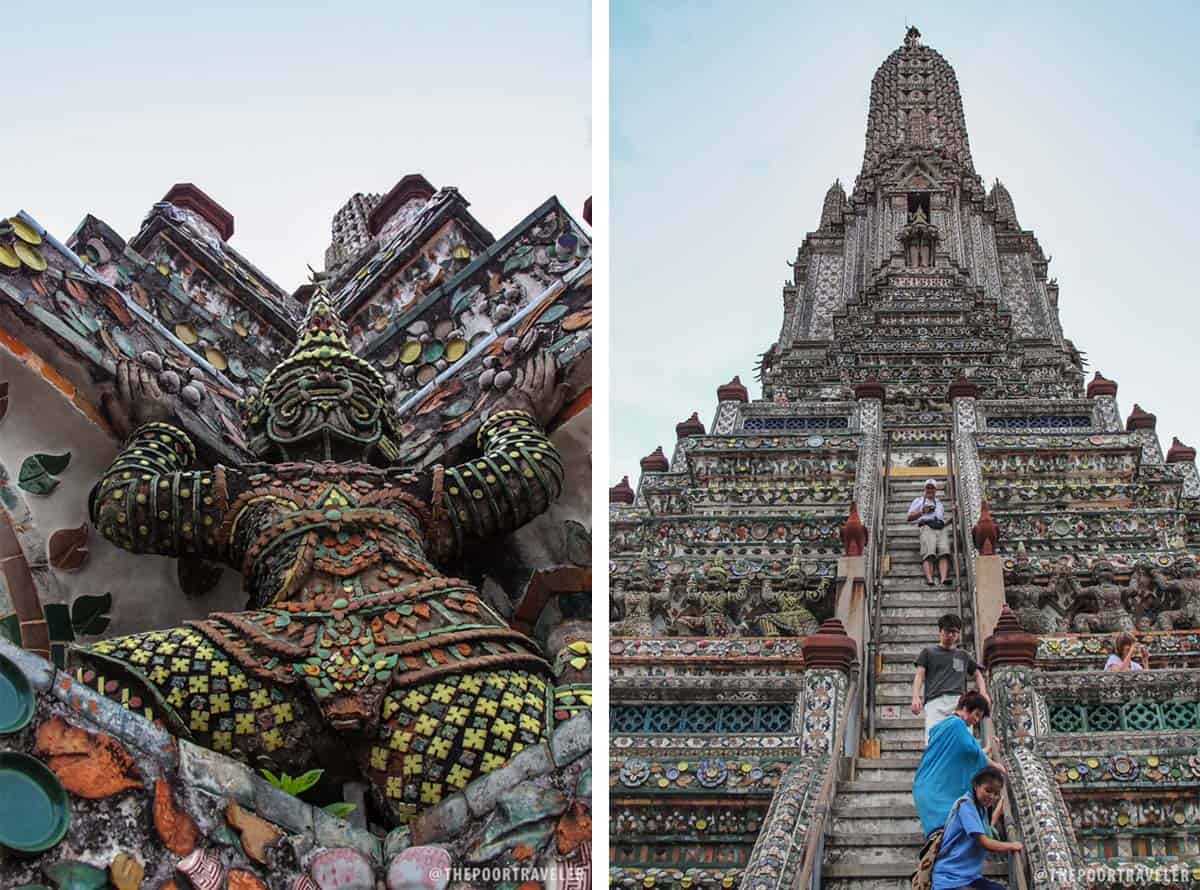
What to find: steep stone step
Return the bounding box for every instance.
[852,755,921,774]
[826,831,924,846]
[876,716,924,732]
[881,649,978,666]
[829,809,921,839]
[878,584,956,596]
[876,641,930,658]
[887,553,962,568]
[832,792,918,815]
[877,624,946,640]
[880,604,961,619]
[821,878,912,890]
[878,579,961,596]
[877,738,929,754]
[840,779,914,794]
[822,858,1009,886]
[884,519,956,535]
[875,679,921,700]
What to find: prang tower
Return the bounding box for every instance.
[610,28,1200,890]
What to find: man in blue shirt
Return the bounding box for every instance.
[932,766,1023,889]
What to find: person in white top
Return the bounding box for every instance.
[907,479,952,587]
[1104,631,1149,671]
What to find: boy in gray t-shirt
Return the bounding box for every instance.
[911,613,991,742]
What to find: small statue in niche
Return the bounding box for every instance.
[1126,562,1165,630]
[1003,564,1059,634]
[1152,560,1200,631]
[610,579,668,638]
[756,577,820,637]
[609,581,625,623]
[1069,560,1135,633]
[677,571,748,637]
[662,576,693,636]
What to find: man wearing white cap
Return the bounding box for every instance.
[908,478,952,586]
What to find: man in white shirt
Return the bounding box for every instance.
[908,478,952,587]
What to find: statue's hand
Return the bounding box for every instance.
[102,359,174,440]
[490,349,567,429]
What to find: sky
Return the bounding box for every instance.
[4,1,590,293]
[610,1,1200,485]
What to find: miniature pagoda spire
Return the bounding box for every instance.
[990,179,1020,230]
[819,180,847,230]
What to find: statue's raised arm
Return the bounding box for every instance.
[434,351,566,554]
[90,360,233,563]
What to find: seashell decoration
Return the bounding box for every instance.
[177,847,225,890]
[158,370,182,393]
[291,875,318,890]
[181,383,205,407]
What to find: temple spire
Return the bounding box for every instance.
[819,180,847,230]
[857,28,976,188]
[990,179,1020,230]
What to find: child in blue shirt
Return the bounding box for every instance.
[931,766,1023,890]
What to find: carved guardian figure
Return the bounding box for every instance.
[73,288,566,825]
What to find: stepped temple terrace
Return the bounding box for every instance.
[0,177,591,887]
[609,27,1200,890]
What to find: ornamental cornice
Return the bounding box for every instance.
[976,432,1140,451]
[1034,668,1200,700]
[1038,730,1200,753]
[611,736,804,756]
[610,637,807,659]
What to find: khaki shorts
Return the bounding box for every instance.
[919,524,951,559]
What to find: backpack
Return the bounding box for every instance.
[910,797,967,890]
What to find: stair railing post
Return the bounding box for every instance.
[865,429,889,749]
[947,423,965,630]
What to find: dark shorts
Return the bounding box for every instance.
[951,880,1006,890]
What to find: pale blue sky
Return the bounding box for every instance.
[611,2,1200,485]
[7,1,590,291]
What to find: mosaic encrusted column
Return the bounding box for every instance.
[851,383,883,557]
[741,619,857,890]
[712,377,748,435]
[669,412,704,472]
[1165,438,1200,500]
[736,759,825,890]
[985,607,1084,888]
[1085,372,1122,432]
[1124,404,1163,468]
[950,383,983,531]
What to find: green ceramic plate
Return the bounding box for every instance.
[0,653,35,734]
[0,752,71,852]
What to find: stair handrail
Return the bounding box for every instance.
[946,425,965,631]
[797,665,860,889]
[950,427,1034,888]
[999,783,1033,890]
[865,429,891,745]
[977,717,1034,890]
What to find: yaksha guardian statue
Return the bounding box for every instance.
[72,289,567,826]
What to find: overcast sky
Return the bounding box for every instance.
[6,1,590,293]
[611,2,1200,486]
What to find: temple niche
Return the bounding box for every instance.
[0,178,591,887]
[611,25,1200,890]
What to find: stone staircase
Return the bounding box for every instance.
[820,475,1003,889]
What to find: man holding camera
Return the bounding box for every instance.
[908,478,952,587]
